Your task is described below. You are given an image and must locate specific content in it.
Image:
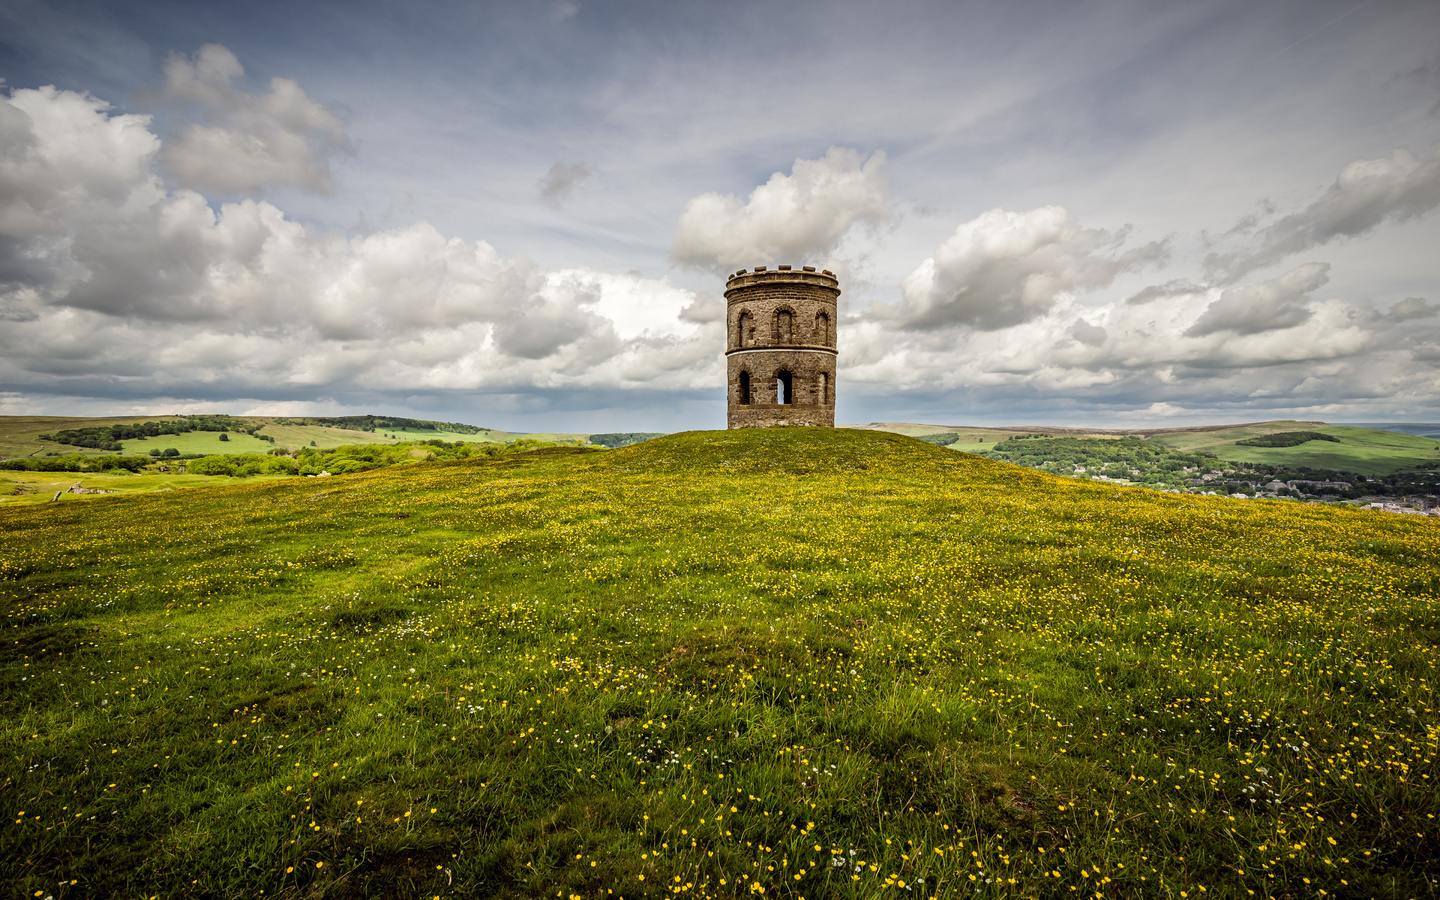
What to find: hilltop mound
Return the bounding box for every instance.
[590,426,1012,477]
[4,419,1436,898]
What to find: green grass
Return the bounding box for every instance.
[248,422,400,451]
[0,469,293,507]
[2,429,1436,899]
[1149,422,1440,476]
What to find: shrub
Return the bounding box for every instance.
[187,454,298,477]
[917,432,959,446]
[1236,431,1341,447]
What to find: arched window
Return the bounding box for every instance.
[814,312,831,345]
[737,311,754,348]
[737,370,751,405]
[776,369,794,405]
[775,309,793,343]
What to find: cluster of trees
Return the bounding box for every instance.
[917,433,960,446]
[39,415,264,451]
[1236,431,1342,447]
[588,433,665,448]
[0,454,152,473]
[272,415,488,435]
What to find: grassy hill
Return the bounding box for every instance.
[1,429,1436,898]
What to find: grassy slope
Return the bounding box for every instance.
[1149,422,1440,476]
[251,422,401,451]
[1,429,1436,899]
[117,430,276,456]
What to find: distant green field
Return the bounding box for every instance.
[1149,421,1440,475]
[255,422,400,451]
[117,431,274,456]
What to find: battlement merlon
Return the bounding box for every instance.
[724,266,841,300]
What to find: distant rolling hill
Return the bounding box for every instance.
[7,415,1438,477]
[0,415,590,460]
[853,420,1440,477]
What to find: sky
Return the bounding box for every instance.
[2,0,1438,432]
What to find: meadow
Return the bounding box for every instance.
[1,429,1436,899]
[0,469,293,507]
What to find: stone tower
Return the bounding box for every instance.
[725,265,838,428]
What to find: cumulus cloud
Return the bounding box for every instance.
[0,83,719,410]
[1206,147,1440,281]
[1184,262,1329,337]
[155,44,351,195]
[841,270,1414,424]
[538,160,596,208]
[669,147,889,271]
[883,206,1167,331]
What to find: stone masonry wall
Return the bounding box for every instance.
[725,266,838,429]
